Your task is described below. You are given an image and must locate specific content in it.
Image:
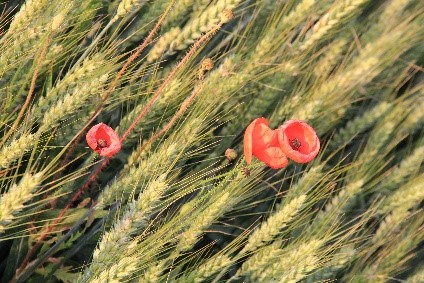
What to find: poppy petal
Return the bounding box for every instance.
[277,119,320,164]
[251,121,275,152]
[86,123,104,151]
[86,123,122,157]
[254,147,288,169]
[244,117,270,164]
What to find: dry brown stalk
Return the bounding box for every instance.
[12,9,230,281]
[120,22,223,141]
[0,37,51,149]
[11,2,176,279]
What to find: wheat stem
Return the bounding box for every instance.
[380,174,424,214]
[178,255,232,283]
[265,240,323,282]
[78,176,168,282]
[121,20,224,141]
[241,194,307,254]
[330,101,392,151]
[376,143,424,194]
[299,0,370,52]
[305,246,356,282]
[0,173,43,233]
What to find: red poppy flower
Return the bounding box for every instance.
[277,119,320,164]
[86,123,122,157]
[254,146,289,169]
[244,117,288,169]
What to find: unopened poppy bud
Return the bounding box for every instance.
[199,58,214,81]
[202,58,214,71]
[225,148,237,162]
[221,9,234,22]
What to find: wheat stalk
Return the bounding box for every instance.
[0,173,43,233]
[89,253,139,283]
[364,0,414,43]
[162,0,199,30]
[398,94,424,136]
[40,70,110,131]
[330,101,392,150]
[138,259,168,283]
[0,2,73,115]
[376,143,424,194]
[175,191,231,253]
[305,246,356,282]
[140,169,238,278]
[252,0,333,62]
[34,54,107,119]
[294,19,420,126]
[178,254,232,283]
[78,176,168,282]
[406,267,424,283]
[316,179,365,222]
[350,214,424,282]
[244,239,323,282]
[241,194,307,254]
[281,0,317,28]
[380,174,424,214]
[146,27,180,63]
[313,34,350,78]
[285,165,325,200]
[148,0,237,62]
[114,0,147,21]
[299,0,370,52]
[236,240,284,280]
[266,240,323,282]
[0,133,37,169]
[141,165,249,279]
[118,0,169,50]
[372,207,410,245]
[6,0,50,35]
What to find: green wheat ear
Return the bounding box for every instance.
[0,173,43,233]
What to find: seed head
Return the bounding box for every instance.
[225,148,237,162]
[221,9,234,23]
[202,58,214,71]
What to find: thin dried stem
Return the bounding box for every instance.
[136,83,204,158]
[12,160,109,283]
[45,0,175,210]
[120,21,223,141]
[15,9,226,281]
[56,0,176,171]
[0,37,51,149]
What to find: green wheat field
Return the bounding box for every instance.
[0,0,423,282]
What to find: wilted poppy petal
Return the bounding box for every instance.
[86,123,122,157]
[277,119,320,164]
[86,124,102,151]
[243,117,273,164]
[254,147,288,169]
[251,122,275,153]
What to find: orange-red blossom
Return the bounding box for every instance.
[244,118,320,169]
[86,123,122,157]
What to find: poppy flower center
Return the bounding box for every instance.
[289,138,301,151]
[86,123,122,157]
[97,139,108,149]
